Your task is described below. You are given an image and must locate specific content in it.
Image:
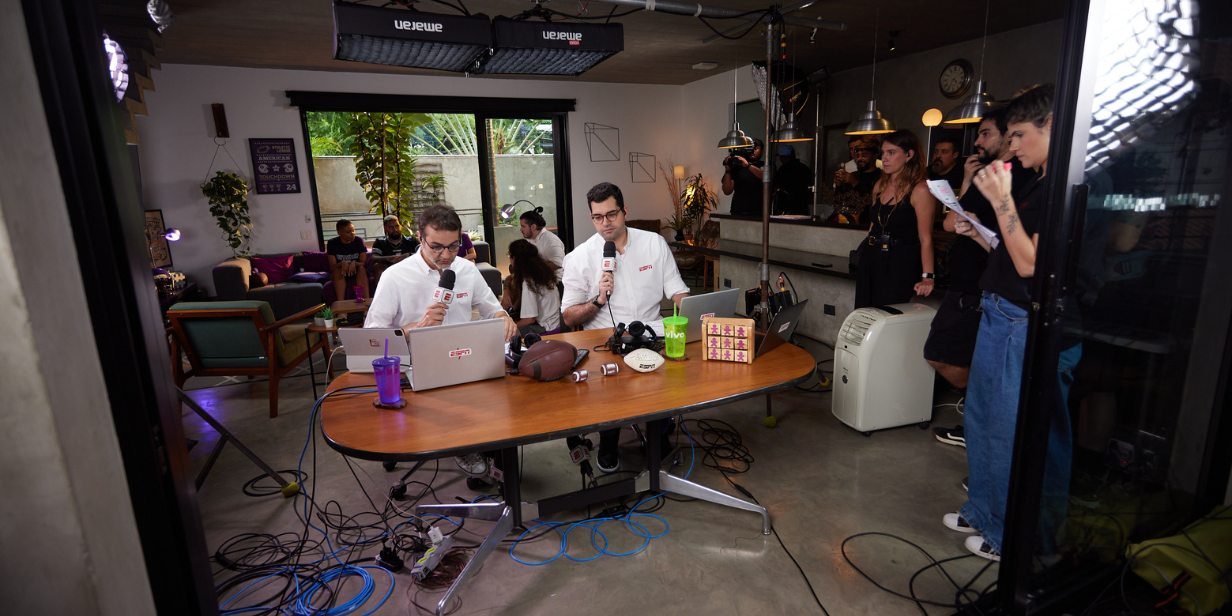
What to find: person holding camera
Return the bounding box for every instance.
[721,137,765,217]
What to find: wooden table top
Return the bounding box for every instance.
[321,328,816,461]
[331,299,371,315]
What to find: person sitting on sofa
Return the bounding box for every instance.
[370,215,419,287]
[326,219,370,303]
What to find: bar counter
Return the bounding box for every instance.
[707,214,870,345]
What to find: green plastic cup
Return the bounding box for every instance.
[662,315,688,358]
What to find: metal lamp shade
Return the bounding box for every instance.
[775,113,812,143]
[845,100,896,135]
[944,81,1000,124]
[718,124,755,149]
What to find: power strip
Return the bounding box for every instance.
[411,536,454,581]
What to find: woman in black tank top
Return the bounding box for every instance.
[854,130,938,308]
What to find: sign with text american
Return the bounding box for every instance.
[248,138,301,194]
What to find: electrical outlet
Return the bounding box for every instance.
[723,278,731,288]
[824,304,836,315]
[300,229,311,240]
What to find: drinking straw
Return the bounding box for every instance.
[384,337,389,360]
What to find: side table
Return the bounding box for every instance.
[331,299,370,327]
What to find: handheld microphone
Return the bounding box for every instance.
[432,269,456,305]
[601,241,616,299]
[566,435,594,477]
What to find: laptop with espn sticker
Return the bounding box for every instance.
[404,318,506,391]
[679,287,742,343]
[755,299,808,357]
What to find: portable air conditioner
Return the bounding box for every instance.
[832,302,938,435]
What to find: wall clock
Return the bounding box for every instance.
[939,58,973,99]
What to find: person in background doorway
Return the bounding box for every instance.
[326,219,370,302]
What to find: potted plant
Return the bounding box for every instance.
[201,171,253,257]
[314,307,328,327]
[664,211,691,242]
[681,173,719,242]
[317,307,335,329]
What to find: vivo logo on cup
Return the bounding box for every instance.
[449,348,472,358]
[394,20,443,32]
[666,330,684,340]
[543,31,582,43]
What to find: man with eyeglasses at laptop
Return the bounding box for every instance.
[365,205,518,491]
[561,182,690,473]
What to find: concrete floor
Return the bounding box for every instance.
[184,338,994,616]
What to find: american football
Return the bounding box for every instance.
[518,340,578,381]
[623,348,665,373]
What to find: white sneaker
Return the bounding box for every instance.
[943,512,978,533]
[454,453,488,477]
[965,535,1001,562]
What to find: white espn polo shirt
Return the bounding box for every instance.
[561,227,688,335]
[365,249,503,330]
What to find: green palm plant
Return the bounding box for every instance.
[344,112,431,227]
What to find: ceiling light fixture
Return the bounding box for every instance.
[332,3,492,73]
[887,30,899,51]
[481,18,624,76]
[944,1,999,123]
[845,6,895,135]
[717,66,755,149]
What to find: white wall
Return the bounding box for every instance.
[139,65,710,295]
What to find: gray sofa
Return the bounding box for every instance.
[213,254,324,320]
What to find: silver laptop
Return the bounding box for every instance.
[679,288,742,343]
[755,299,808,357]
[339,328,411,374]
[404,319,506,391]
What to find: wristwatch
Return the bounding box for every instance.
[592,296,604,307]
[921,273,935,280]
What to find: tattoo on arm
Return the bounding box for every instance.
[1006,213,1019,236]
[996,194,1012,216]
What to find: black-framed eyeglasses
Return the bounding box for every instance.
[590,208,623,224]
[426,242,462,254]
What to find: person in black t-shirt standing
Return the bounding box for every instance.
[370,215,420,287]
[929,138,966,192]
[926,107,1037,445]
[721,138,765,217]
[943,84,1080,563]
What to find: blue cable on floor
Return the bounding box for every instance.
[507,424,695,565]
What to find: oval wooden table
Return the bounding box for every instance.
[319,327,815,616]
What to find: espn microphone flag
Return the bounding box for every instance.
[601,241,616,300]
[432,269,456,305]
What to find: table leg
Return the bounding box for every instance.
[655,470,771,535]
[415,502,513,616]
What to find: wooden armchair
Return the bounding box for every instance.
[167,300,327,418]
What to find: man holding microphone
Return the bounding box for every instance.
[365,204,517,340]
[561,182,690,472]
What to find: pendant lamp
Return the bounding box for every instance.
[718,66,755,149]
[945,0,1001,123]
[775,112,812,142]
[845,7,895,135]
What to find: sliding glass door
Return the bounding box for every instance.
[994,0,1232,613]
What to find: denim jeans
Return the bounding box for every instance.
[960,292,1080,554]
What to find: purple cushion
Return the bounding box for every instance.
[302,251,329,273]
[249,255,295,284]
[288,272,330,284]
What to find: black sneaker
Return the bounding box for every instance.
[597,431,620,473]
[934,425,965,447]
[466,476,492,491]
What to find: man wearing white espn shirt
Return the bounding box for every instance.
[561,182,689,473]
[561,182,690,335]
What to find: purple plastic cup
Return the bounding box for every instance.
[372,357,401,405]
[353,285,365,303]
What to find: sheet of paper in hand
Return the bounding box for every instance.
[926,180,1000,249]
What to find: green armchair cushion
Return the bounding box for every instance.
[169,301,319,369]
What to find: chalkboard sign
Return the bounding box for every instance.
[248,138,301,194]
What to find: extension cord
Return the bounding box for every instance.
[412,536,454,581]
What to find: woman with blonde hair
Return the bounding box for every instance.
[854,129,938,308]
